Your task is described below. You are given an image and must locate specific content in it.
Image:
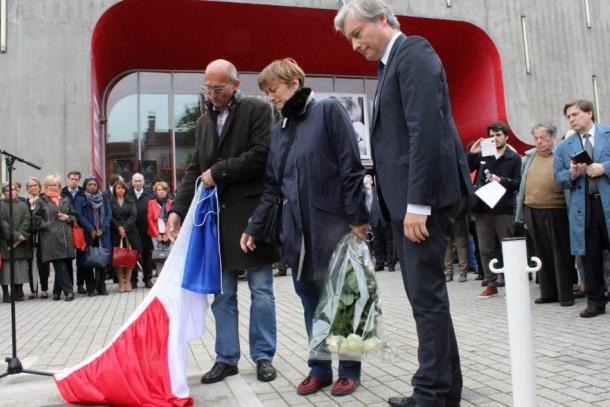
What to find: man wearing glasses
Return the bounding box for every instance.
[168,59,278,384]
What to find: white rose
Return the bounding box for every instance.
[340,334,364,356]
[363,337,382,353]
[326,335,345,353]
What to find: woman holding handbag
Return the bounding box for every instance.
[147,180,172,274]
[32,175,76,301]
[110,180,141,292]
[75,177,112,296]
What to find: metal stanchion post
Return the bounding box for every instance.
[489,237,541,407]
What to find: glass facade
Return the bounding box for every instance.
[104,71,376,190]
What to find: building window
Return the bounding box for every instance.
[1,0,7,53]
[104,71,375,189]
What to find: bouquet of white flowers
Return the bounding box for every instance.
[309,233,384,360]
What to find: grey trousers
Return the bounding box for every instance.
[474,213,514,287]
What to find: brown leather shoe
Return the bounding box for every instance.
[296,376,332,396]
[579,306,606,318]
[331,378,360,396]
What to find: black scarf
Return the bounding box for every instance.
[156,197,168,221]
[281,87,312,121]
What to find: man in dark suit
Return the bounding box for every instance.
[128,172,154,289]
[61,170,85,292]
[168,59,278,384]
[336,2,472,406]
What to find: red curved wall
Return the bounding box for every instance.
[91,0,526,178]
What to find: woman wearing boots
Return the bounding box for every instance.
[75,177,112,296]
[110,180,141,292]
[32,175,76,301]
[25,176,51,298]
[1,182,33,302]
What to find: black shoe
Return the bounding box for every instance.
[52,294,61,301]
[579,306,606,318]
[77,285,86,294]
[144,280,153,289]
[475,274,484,281]
[374,265,384,272]
[560,300,575,307]
[389,396,418,407]
[388,265,396,272]
[98,289,109,296]
[131,281,137,289]
[534,298,557,304]
[87,291,97,297]
[273,269,287,277]
[573,290,585,299]
[256,359,277,382]
[200,362,238,384]
[65,293,75,302]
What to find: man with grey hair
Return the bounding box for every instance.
[336,1,472,406]
[515,123,575,306]
[128,172,154,289]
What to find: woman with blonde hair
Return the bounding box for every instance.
[32,175,76,301]
[147,180,172,274]
[241,58,369,397]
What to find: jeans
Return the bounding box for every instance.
[212,264,276,365]
[291,271,361,381]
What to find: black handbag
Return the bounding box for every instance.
[151,241,172,262]
[261,125,296,246]
[84,240,111,268]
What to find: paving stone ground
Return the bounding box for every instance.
[0,266,609,406]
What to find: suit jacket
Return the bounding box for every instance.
[553,124,610,256]
[371,34,472,222]
[127,188,155,252]
[171,92,277,270]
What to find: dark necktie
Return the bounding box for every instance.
[583,134,598,194]
[377,61,385,79]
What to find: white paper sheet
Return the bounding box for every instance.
[475,180,507,209]
[481,138,497,157]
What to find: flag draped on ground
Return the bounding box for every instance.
[54,185,221,406]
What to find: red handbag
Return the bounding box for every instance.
[112,238,138,268]
[71,222,87,251]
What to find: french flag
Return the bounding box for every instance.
[54,185,221,406]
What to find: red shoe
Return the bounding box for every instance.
[478,286,498,298]
[331,378,360,396]
[296,376,332,396]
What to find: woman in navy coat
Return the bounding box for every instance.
[75,177,112,296]
[241,58,369,398]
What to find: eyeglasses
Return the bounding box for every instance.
[201,82,233,95]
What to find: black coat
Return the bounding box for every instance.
[171,92,277,270]
[109,199,143,253]
[0,199,32,260]
[128,188,154,252]
[245,90,368,281]
[467,148,522,215]
[32,194,75,263]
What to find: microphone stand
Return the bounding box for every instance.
[0,149,51,379]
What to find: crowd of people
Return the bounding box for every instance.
[1,1,609,406]
[0,171,173,302]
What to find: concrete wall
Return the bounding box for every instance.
[0,0,115,183]
[1,0,609,183]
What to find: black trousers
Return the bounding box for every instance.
[372,223,396,267]
[524,206,575,302]
[392,204,462,407]
[583,195,610,308]
[51,259,74,297]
